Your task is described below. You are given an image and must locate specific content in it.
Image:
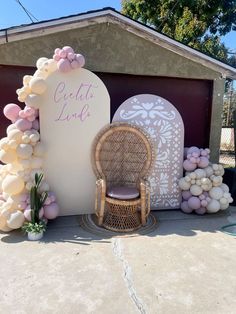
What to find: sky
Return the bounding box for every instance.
[0,0,236,52]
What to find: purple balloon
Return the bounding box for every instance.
[181,201,193,213]
[188,196,201,210]
[187,146,200,155]
[44,202,59,219]
[32,119,40,130]
[198,156,209,168]
[183,159,197,171]
[75,54,85,67]
[15,118,32,131]
[57,59,71,73]
[195,207,206,215]
[182,191,192,201]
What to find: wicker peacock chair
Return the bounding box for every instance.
[91,122,154,232]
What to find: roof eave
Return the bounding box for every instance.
[0,8,235,79]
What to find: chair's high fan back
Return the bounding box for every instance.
[92,123,153,188]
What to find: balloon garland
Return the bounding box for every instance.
[179,146,233,214]
[0,46,85,232]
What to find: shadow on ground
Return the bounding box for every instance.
[1,208,235,244]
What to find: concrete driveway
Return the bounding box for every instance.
[0,208,236,314]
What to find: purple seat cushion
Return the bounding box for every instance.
[107,186,139,200]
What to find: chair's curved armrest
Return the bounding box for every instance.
[139,178,150,191]
[95,178,106,218]
[139,178,151,218]
[96,178,106,191]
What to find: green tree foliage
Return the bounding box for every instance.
[122,0,236,63]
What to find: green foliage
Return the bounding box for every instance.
[22,173,48,234]
[30,173,48,224]
[122,0,236,63]
[22,221,46,234]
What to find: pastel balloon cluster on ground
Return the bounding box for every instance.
[179,147,233,214]
[0,49,62,232]
[53,46,85,73]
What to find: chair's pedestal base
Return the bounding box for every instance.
[103,200,141,232]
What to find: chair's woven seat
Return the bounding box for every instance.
[107,186,139,200]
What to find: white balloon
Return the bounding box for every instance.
[206,199,221,213]
[190,184,203,196]
[7,210,25,229]
[25,94,42,109]
[209,187,224,200]
[36,57,48,69]
[179,178,191,190]
[16,144,33,159]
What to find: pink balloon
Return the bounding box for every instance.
[44,202,59,219]
[182,191,192,201]
[59,50,67,59]
[32,119,40,130]
[48,192,56,203]
[57,59,71,73]
[3,103,21,122]
[62,46,74,54]
[181,201,193,213]
[187,146,200,155]
[27,115,36,122]
[71,60,79,69]
[188,196,201,210]
[44,196,52,206]
[192,152,200,158]
[200,149,208,157]
[195,207,206,215]
[19,201,27,210]
[67,52,75,62]
[54,48,61,54]
[75,54,85,67]
[24,207,44,221]
[190,157,197,163]
[24,106,35,116]
[15,118,32,131]
[183,159,197,171]
[199,194,205,200]
[201,200,208,207]
[53,54,61,61]
[198,157,209,168]
[19,110,27,118]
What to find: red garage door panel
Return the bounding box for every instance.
[96,72,213,148]
[0,66,212,148]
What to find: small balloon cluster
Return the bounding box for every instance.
[183,147,210,171]
[53,46,85,73]
[179,146,233,215]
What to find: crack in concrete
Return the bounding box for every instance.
[112,238,148,314]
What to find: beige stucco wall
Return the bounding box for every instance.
[0,22,224,161]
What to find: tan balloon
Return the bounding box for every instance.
[29,77,47,94]
[8,129,23,142]
[0,224,13,232]
[7,162,23,174]
[0,149,17,164]
[2,175,24,195]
